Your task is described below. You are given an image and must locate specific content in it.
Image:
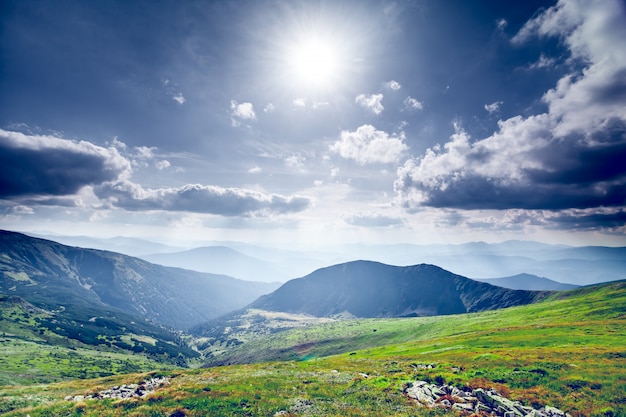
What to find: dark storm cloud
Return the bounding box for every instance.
[0,129,311,217]
[395,0,626,219]
[545,209,626,231]
[0,129,130,198]
[95,181,311,216]
[396,124,626,211]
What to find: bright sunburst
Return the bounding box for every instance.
[286,33,342,90]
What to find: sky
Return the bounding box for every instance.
[1,0,625,248]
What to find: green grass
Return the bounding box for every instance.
[1,281,625,417]
[0,296,178,386]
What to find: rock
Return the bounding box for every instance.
[66,376,169,402]
[405,380,570,417]
[452,402,474,412]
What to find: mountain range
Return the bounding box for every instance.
[34,232,626,285]
[1,228,614,371]
[0,230,277,331]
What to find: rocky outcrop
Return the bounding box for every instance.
[405,381,571,417]
[65,376,169,401]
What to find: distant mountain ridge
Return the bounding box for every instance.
[0,230,277,330]
[476,273,578,291]
[26,233,626,285]
[140,246,284,282]
[249,260,552,318]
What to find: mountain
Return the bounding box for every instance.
[140,246,285,282]
[28,233,184,256]
[190,261,555,363]
[476,273,579,291]
[340,241,626,285]
[22,234,626,285]
[248,260,551,318]
[0,230,278,330]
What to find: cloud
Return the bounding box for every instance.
[155,160,171,170]
[395,0,626,219]
[0,129,130,199]
[172,94,186,105]
[0,129,311,218]
[395,118,626,210]
[527,53,557,70]
[264,103,275,113]
[230,100,256,126]
[545,208,626,231]
[404,96,423,110]
[513,0,626,136]
[293,98,306,107]
[484,101,502,114]
[331,124,408,165]
[94,181,312,216]
[284,154,305,168]
[355,93,384,115]
[162,79,185,105]
[386,80,402,90]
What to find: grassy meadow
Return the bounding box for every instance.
[1,281,624,416]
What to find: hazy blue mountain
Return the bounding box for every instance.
[141,246,285,282]
[0,230,278,330]
[28,233,184,256]
[20,233,626,285]
[248,260,551,318]
[475,273,579,291]
[339,241,626,285]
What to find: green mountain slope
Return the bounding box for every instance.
[0,294,180,385]
[2,280,622,417]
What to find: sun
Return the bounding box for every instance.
[286,33,342,90]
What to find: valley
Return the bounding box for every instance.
[0,230,625,416]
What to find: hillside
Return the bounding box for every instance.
[190,261,553,361]
[0,230,278,330]
[2,281,624,417]
[0,294,182,385]
[248,260,551,318]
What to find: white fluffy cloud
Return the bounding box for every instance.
[355,93,384,115]
[331,125,408,165]
[95,181,311,216]
[404,96,423,110]
[484,101,502,114]
[386,80,402,90]
[230,100,256,126]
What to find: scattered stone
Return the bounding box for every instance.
[290,398,314,414]
[412,363,436,370]
[66,376,169,401]
[404,380,572,417]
